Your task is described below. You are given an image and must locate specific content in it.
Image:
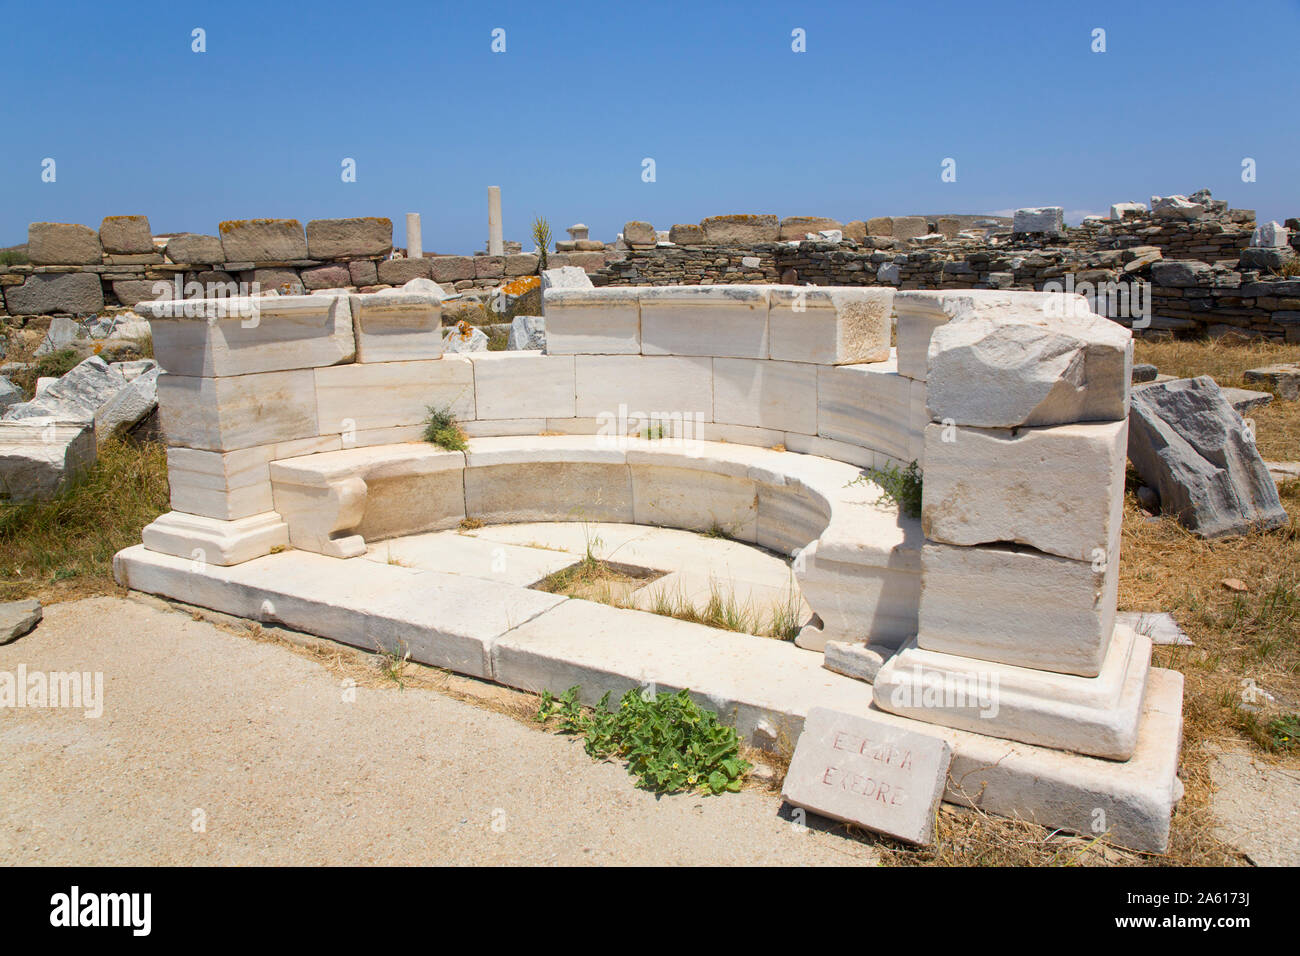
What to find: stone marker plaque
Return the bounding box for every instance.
[782,707,952,845]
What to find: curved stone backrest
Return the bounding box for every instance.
[259,434,924,650]
[136,284,1106,537]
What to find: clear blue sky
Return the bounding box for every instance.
[3,0,1297,251]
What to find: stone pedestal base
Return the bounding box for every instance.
[141,511,288,567]
[871,622,1150,760]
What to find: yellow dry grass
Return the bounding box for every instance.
[0,439,169,604]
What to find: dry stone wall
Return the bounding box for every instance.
[0,216,619,321]
[589,199,1299,341]
[5,191,1297,342]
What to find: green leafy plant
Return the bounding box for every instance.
[1267,713,1299,751]
[422,404,467,451]
[531,216,552,272]
[851,460,923,518]
[536,685,750,794]
[0,248,29,267]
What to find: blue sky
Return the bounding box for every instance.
[2,0,1297,250]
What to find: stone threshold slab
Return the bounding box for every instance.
[113,544,565,679]
[113,543,1184,853]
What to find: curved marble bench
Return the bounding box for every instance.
[267,435,922,649]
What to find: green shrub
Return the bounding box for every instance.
[0,248,29,267]
[536,685,750,794]
[422,404,467,451]
[851,460,923,518]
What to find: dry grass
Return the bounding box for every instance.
[532,555,664,605]
[641,576,804,641]
[0,439,169,604]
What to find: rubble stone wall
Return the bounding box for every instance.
[5,198,1298,342]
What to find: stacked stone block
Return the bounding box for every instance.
[873,290,1143,760]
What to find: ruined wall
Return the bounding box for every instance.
[589,208,1300,342]
[0,217,619,320]
[4,200,1298,342]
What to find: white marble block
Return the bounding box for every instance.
[794,541,921,651]
[142,295,355,377]
[926,304,1132,427]
[166,436,341,520]
[574,355,713,423]
[630,464,758,541]
[462,436,634,524]
[712,358,817,435]
[782,707,952,845]
[349,291,442,363]
[894,290,1090,383]
[157,370,320,452]
[0,422,97,502]
[816,360,915,461]
[468,352,576,420]
[638,286,770,359]
[313,357,474,434]
[140,510,288,566]
[767,287,893,365]
[917,535,1120,677]
[542,288,640,354]
[921,419,1127,563]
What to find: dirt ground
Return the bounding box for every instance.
[0,595,879,866]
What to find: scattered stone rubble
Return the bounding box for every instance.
[0,354,160,501]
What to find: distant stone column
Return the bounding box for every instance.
[487,186,503,256]
[406,213,423,258]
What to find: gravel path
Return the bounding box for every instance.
[0,596,877,866]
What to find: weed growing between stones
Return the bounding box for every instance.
[422,404,467,451]
[536,685,750,794]
[852,460,923,518]
[531,216,552,272]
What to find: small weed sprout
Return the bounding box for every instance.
[376,641,411,687]
[531,216,552,272]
